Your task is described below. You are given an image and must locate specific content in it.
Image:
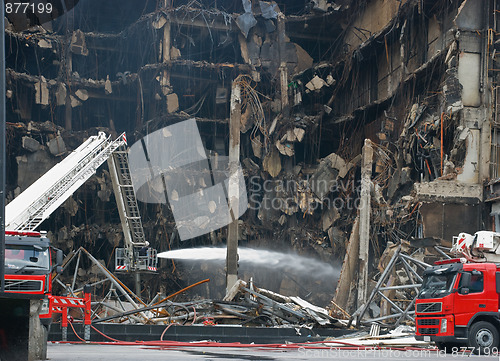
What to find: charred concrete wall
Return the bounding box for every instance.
[4,0,498,310]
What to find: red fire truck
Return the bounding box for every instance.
[3,131,156,340]
[4,229,92,335]
[3,132,127,339]
[415,231,500,354]
[4,230,61,324]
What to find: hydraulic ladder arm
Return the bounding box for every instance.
[108,145,157,273]
[6,132,127,231]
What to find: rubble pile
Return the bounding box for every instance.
[91,279,345,328]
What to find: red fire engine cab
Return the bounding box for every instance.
[3,230,62,325]
[415,231,500,354]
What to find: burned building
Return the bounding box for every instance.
[3,0,499,320]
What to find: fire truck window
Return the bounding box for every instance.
[470,274,483,293]
[5,249,24,259]
[459,272,484,293]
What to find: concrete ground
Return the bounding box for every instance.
[47,343,499,360]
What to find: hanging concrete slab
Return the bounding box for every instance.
[34,76,49,105]
[22,137,41,152]
[263,148,281,177]
[48,136,67,156]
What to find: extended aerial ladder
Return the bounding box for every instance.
[6,132,123,231]
[108,145,157,274]
[5,131,157,273]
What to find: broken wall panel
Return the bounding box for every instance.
[457,52,481,107]
[344,0,406,50]
[377,38,402,100]
[419,203,481,245]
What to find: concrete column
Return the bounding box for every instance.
[358,139,373,309]
[28,299,47,361]
[161,19,171,91]
[333,217,359,310]
[279,64,289,117]
[64,9,74,131]
[64,52,72,131]
[454,0,490,181]
[277,13,289,119]
[134,272,141,297]
[160,20,175,115]
[162,21,171,63]
[480,115,491,181]
[456,126,480,183]
[226,80,241,293]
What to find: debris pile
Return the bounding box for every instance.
[90,279,345,328]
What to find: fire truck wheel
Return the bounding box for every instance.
[468,321,499,355]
